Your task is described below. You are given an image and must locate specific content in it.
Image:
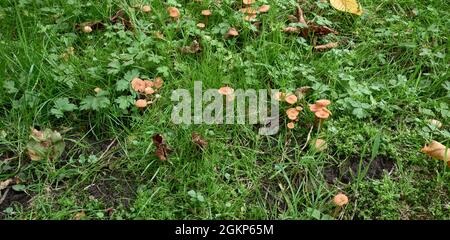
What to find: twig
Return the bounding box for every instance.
[98,138,117,161]
[0,188,10,205]
[301,125,314,151]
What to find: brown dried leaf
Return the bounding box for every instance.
[314,42,339,51]
[152,134,172,161]
[110,9,133,30]
[421,140,450,166]
[192,132,208,149]
[180,40,202,54]
[74,211,86,220]
[0,178,13,191]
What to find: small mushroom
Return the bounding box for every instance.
[144,80,154,88]
[142,5,151,13]
[428,119,443,128]
[131,78,146,92]
[218,86,235,95]
[197,23,206,29]
[258,5,271,13]
[285,94,298,105]
[168,7,180,19]
[201,9,212,16]
[309,99,332,127]
[286,108,300,120]
[83,25,92,33]
[273,92,285,101]
[154,77,164,89]
[313,138,327,152]
[225,28,239,39]
[287,122,295,129]
[94,87,102,93]
[333,193,349,207]
[135,99,148,109]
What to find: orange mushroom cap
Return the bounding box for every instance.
[244,13,257,21]
[286,108,300,120]
[333,193,349,207]
[243,0,256,5]
[287,122,295,129]
[316,99,331,107]
[142,5,151,13]
[218,86,235,95]
[285,94,298,105]
[144,80,154,88]
[227,28,239,37]
[135,99,148,108]
[258,5,271,13]
[168,7,180,18]
[201,9,212,16]
[315,109,330,119]
[131,78,146,92]
[154,77,164,89]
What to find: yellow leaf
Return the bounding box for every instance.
[330,0,363,16]
[421,140,450,166]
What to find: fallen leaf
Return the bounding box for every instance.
[152,134,172,161]
[0,179,13,191]
[74,211,86,220]
[421,140,450,166]
[181,40,202,54]
[26,128,65,161]
[110,9,133,30]
[192,132,208,149]
[314,42,339,51]
[330,0,363,16]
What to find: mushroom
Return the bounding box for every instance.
[135,99,148,109]
[286,108,300,121]
[273,92,285,101]
[243,0,256,5]
[287,122,295,129]
[154,77,164,89]
[285,94,298,105]
[131,78,146,92]
[142,5,151,13]
[144,80,154,88]
[313,138,327,152]
[428,119,443,128]
[258,5,271,13]
[309,99,332,128]
[168,7,180,19]
[201,9,212,25]
[218,86,235,95]
[225,28,239,39]
[83,25,92,33]
[244,13,257,21]
[197,23,206,29]
[333,193,349,207]
[94,87,102,93]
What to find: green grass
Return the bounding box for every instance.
[0,0,449,220]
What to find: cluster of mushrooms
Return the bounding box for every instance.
[131,77,164,109]
[275,92,332,130]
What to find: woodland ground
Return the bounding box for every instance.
[0,0,449,220]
